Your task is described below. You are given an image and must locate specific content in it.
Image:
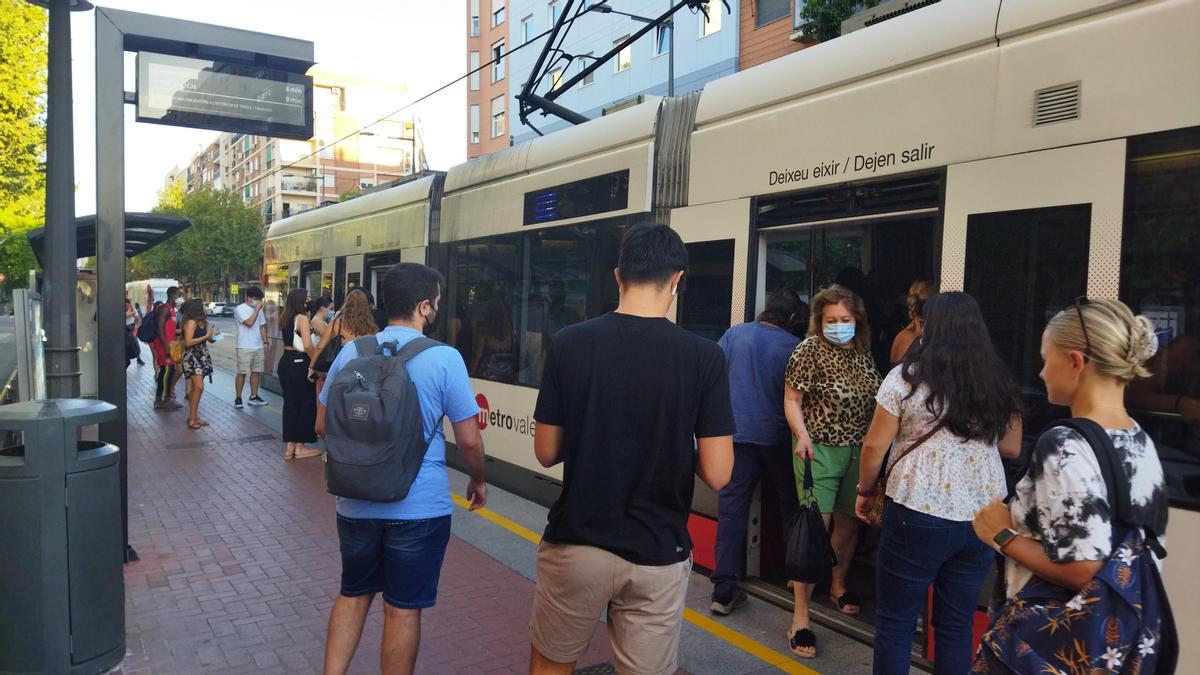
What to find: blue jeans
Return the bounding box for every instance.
[712,442,799,601]
[337,515,452,609]
[873,501,993,675]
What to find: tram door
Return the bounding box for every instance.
[944,141,1126,436]
[758,215,936,640]
[670,200,752,570]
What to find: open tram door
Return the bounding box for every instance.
[935,140,1126,659]
[743,172,942,656]
[668,200,753,571]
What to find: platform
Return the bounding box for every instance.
[115,341,887,674]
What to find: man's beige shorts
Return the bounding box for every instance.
[235,348,265,375]
[530,541,691,675]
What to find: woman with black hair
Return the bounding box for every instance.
[308,295,334,346]
[855,292,1023,674]
[179,298,217,430]
[278,288,321,460]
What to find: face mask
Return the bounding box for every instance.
[324,310,335,322]
[823,322,856,346]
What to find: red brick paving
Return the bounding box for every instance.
[118,367,612,674]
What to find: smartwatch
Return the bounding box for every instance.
[992,527,1018,553]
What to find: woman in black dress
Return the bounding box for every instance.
[277,289,321,460]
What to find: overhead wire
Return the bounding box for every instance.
[269,7,599,181]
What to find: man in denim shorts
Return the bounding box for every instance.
[319,264,487,675]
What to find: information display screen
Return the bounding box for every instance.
[136,52,313,140]
[523,170,630,226]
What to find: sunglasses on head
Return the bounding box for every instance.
[1073,296,1093,361]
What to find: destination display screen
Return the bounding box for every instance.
[136,52,313,140]
[523,170,630,226]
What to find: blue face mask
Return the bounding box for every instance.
[823,322,856,346]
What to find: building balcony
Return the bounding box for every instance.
[281,178,318,193]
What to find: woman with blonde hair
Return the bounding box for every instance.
[313,289,379,437]
[973,298,1171,673]
[783,284,881,659]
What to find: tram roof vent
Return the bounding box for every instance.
[1034,82,1081,127]
[841,0,942,35]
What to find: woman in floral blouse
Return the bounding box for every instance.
[783,284,881,659]
[855,292,1023,674]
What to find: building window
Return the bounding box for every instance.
[1119,127,1200,509]
[521,14,534,43]
[360,178,376,190]
[470,105,481,144]
[655,23,671,55]
[470,0,480,36]
[701,4,722,35]
[755,0,789,27]
[549,0,561,26]
[491,41,505,82]
[322,174,335,188]
[581,52,594,86]
[492,0,505,27]
[549,67,564,91]
[491,96,505,138]
[614,36,632,72]
[470,51,480,91]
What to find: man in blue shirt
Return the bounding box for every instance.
[319,263,486,675]
[710,288,807,616]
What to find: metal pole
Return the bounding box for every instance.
[95,6,135,562]
[43,0,80,399]
[668,18,674,97]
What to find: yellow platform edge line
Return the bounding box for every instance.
[450,493,820,675]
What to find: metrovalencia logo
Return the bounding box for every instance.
[474,393,536,437]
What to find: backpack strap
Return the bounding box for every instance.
[1049,418,1166,560]
[394,337,443,363]
[351,336,382,359]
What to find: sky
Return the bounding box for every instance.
[67,0,466,215]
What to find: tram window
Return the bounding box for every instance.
[449,235,521,383]
[965,205,1090,433]
[765,238,814,302]
[517,224,622,385]
[1121,127,1200,509]
[678,240,735,342]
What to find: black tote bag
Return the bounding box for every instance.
[785,454,837,584]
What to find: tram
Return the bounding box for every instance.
[265,0,1200,666]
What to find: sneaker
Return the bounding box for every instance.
[247,395,268,406]
[166,399,183,409]
[153,400,168,410]
[234,397,244,409]
[709,589,748,616]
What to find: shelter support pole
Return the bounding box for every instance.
[95,8,135,562]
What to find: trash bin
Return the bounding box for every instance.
[0,399,124,674]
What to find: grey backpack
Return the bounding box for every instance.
[324,336,442,502]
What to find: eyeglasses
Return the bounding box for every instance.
[1074,296,1093,360]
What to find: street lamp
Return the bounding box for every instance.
[26,0,95,398]
[590,3,674,97]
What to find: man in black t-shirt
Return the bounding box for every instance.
[529,223,735,675]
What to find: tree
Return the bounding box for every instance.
[0,0,47,294]
[796,0,880,43]
[135,187,265,298]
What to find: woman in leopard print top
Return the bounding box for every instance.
[782,284,881,659]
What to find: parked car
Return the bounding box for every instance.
[219,303,236,317]
[205,302,222,316]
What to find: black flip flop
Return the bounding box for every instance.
[788,628,817,659]
[832,591,863,615]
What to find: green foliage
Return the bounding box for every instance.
[0,0,47,293]
[135,187,265,296]
[338,190,362,202]
[796,0,880,42]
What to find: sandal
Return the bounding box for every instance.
[284,445,296,460]
[187,420,202,430]
[196,419,209,427]
[831,591,862,615]
[787,628,817,659]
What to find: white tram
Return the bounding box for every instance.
[266,0,1200,665]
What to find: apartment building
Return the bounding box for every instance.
[165,71,426,224]
[506,0,738,144]
[467,0,512,158]
[740,0,815,70]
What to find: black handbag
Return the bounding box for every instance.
[313,316,344,373]
[785,454,838,584]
